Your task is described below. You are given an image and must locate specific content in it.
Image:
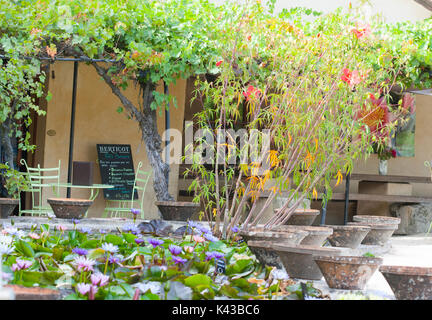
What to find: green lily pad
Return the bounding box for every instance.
[184,274,212,288]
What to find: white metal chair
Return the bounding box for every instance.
[103,162,151,219]
[19,159,61,217]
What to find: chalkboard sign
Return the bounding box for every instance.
[96,144,137,200]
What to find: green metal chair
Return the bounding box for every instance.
[19,159,61,217]
[103,162,151,219]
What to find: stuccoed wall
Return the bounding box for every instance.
[37,61,186,219]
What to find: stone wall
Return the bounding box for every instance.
[390,203,432,235]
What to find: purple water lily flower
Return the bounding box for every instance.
[231,226,239,233]
[99,229,107,234]
[101,242,119,254]
[148,238,164,248]
[79,227,92,234]
[205,251,224,261]
[203,232,219,242]
[130,208,140,216]
[197,225,212,235]
[108,254,124,265]
[72,248,88,256]
[134,237,145,245]
[168,244,182,256]
[0,243,13,255]
[1,271,12,282]
[122,223,140,235]
[172,256,187,265]
[71,219,81,225]
[187,221,201,229]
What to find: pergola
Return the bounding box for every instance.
[0,54,173,198]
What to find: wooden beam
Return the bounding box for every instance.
[321,192,432,203]
[349,173,431,184]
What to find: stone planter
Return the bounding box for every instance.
[326,225,371,249]
[379,265,432,300]
[272,244,342,280]
[5,285,61,300]
[155,201,200,221]
[239,226,309,246]
[274,225,333,246]
[313,255,383,290]
[353,215,401,226]
[282,209,320,226]
[0,198,19,218]
[47,198,93,219]
[247,240,285,269]
[348,222,398,246]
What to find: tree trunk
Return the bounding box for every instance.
[91,62,174,202]
[139,82,173,201]
[1,118,14,170]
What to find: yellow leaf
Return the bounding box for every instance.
[335,170,343,186]
[312,188,318,200]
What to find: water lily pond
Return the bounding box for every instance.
[0,219,325,300]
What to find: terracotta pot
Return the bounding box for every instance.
[281,209,321,226]
[326,225,371,249]
[379,265,432,300]
[155,201,200,221]
[313,255,383,290]
[348,222,398,246]
[353,215,401,226]
[274,225,333,246]
[273,244,342,280]
[5,284,60,300]
[247,240,285,269]
[0,198,19,218]
[239,226,309,246]
[47,198,93,219]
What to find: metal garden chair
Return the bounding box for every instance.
[19,159,61,217]
[103,162,151,219]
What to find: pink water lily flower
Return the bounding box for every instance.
[56,225,67,232]
[184,246,194,253]
[76,283,91,295]
[28,232,40,240]
[90,273,110,287]
[11,259,32,271]
[192,235,205,243]
[74,256,96,272]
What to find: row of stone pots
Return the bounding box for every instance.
[243,210,432,300]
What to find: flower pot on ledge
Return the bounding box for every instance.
[275,208,321,226]
[0,198,19,218]
[247,240,285,269]
[154,201,200,221]
[239,226,309,245]
[47,198,93,219]
[348,222,398,246]
[379,265,432,300]
[272,244,343,280]
[353,215,401,226]
[313,255,383,290]
[273,225,333,246]
[326,225,371,249]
